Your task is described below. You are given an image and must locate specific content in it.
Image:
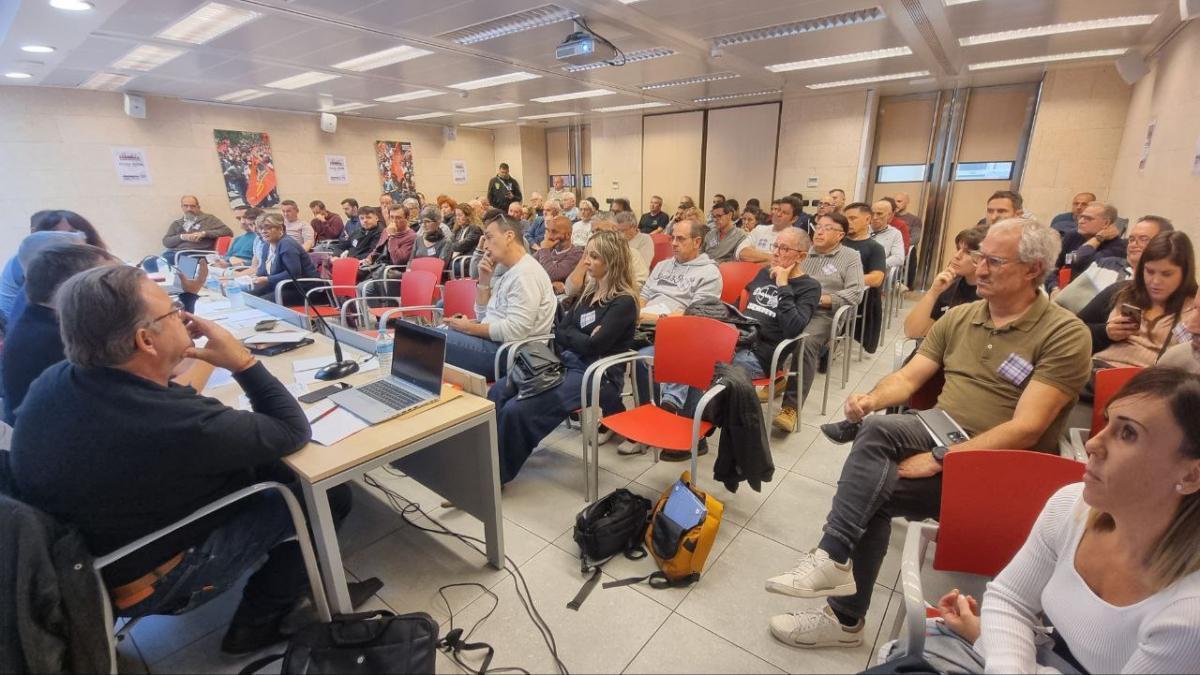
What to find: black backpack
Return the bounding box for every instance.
[568,489,652,610]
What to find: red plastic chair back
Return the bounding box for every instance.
[399,270,437,323]
[719,261,762,304]
[933,450,1084,577]
[329,257,361,299]
[443,278,477,320]
[1090,367,1143,438]
[215,235,232,256]
[650,234,672,271]
[652,316,737,389]
[408,256,445,280]
[1057,267,1071,288]
[909,370,945,411]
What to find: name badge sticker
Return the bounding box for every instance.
[1174,322,1191,344]
[580,310,597,329]
[822,263,838,276]
[997,352,1034,387]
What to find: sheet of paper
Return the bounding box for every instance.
[310,406,369,446]
[208,308,268,323]
[243,331,310,345]
[204,367,237,390]
[195,298,231,313]
[238,382,310,410]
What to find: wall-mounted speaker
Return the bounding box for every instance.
[443,125,457,142]
[319,112,337,133]
[1115,52,1149,85]
[1182,0,1199,21]
[123,93,146,119]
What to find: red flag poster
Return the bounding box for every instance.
[375,140,416,201]
[213,129,280,208]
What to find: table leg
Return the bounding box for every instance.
[300,479,353,613]
[480,414,505,570]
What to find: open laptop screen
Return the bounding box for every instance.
[390,321,446,396]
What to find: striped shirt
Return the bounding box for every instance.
[802,245,865,309]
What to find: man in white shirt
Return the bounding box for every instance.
[615,211,654,271]
[738,196,803,263]
[562,193,580,222]
[869,199,906,269]
[279,200,315,252]
[442,215,555,378]
[546,176,572,206]
[1158,292,1200,374]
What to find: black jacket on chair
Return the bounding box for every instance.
[705,362,773,493]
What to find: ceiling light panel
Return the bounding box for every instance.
[21,45,55,53]
[457,102,523,113]
[216,88,270,103]
[375,89,442,103]
[320,102,375,113]
[959,15,1157,46]
[968,48,1128,71]
[398,112,452,120]
[711,8,885,49]
[767,47,912,73]
[562,47,675,72]
[79,72,131,90]
[593,102,671,113]
[5,72,33,79]
[333,45,434,71]
[156,2,260,44]
[461,119,511,127]
[943,0,983,5]
[531,88,614,103]
[519,112,582,120]
[807,70,931,89]
[694,89,782,103]
[264,71,340,90]
[440,4,578,45]
[448,71,540,90]
[111,44,186,71]
[50,0,94,10]
[640,72,739,90]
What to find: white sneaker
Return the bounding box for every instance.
[769,605,863,649]
[765,548,856,598]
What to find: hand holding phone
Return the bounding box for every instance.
[1119,303,1143,324]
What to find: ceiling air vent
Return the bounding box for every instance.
[439,4,579,45]
[710,7,885,49]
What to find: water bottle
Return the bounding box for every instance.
[226,278,245,308]
[204,275,221,296]
[375,329,394,374]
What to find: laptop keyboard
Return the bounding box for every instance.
[358,380,426,411]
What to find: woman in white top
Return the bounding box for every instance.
[881,367,1200,673]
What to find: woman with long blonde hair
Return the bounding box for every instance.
[488,230,639,484]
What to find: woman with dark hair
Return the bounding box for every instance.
[903,227,986,339]
[0,209,106,327]
[38,210,107,249]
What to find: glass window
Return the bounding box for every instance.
[876,164,928,183]
[954,161,1013,181]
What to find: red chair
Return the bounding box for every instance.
[341,270,440,332]
[408,256,446,280]
[718,261,762,305]
[897,450,1084,657]
[579,316,737,501]
[278,257,360,321]
[1057,266,1072,288]
[650,233,672,271]
[1089,367,1142,438]
[442,278,477,320]
[215,235,233,257]
[908,371,945,411]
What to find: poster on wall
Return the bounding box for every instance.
[375,140,416,200]
[111,147,151,185]
[213,129,280,209]
[325,155,349,184]
[1137,119,1156,171]
[452,160,468,185]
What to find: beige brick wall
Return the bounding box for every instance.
[774,91,870,201]
[1020,65,1131,224]
[0,87,497,261]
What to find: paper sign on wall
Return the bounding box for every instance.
[1138,119,1156,171]
[325,155,349,184]
[452,160,468,185]
[112,147,151,185]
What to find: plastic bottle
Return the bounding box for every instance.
[226,278,245,308]
[375,329,393,374]
[204,275,221,296]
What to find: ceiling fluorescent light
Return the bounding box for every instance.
[461,119,511,127]
[519,111,582,120]
[375,89,441,103]
[440,4,578,45]
[806,70,931,89]
[398,112,452,120]
[333,45,433,71]
[457,102,523,113]
[943,0,983,5]
[216,88,270,103]
[593,102,671,113]
[448,71,540,90]
[5,72,33,79]
[79,72,131,90]
[21,45,56,53]
[111,44,186,71]
[156,2,260,44]
[320,101,375,113]
[767,46,912,72]
[711,8,884,49]
[50,0,93,10]
[959,15,1157,46]
[531,88,614,103]
[968,48,1128,71]
[694,89,781,103]
[265,71,340,90]
[640,72,739,90]
[563,47,675,72]
[618,0,644,3]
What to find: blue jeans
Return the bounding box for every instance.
[658,348,766,410]
[443,328,501,379]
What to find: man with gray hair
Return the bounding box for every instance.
[1057,201,1126,281]
[764,217,1091,651]
[614,210,655,270]
[8,265,370,654]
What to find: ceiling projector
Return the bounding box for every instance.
[556,29,616,65]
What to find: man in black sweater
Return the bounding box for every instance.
[9,265,360,654]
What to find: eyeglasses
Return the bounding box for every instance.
[813,224,844,233]
[967,250,1014,268]
[770,243,804,254]
[147,300,184,327]
[1128,235,1153,245]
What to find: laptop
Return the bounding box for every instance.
[329,321,447,425]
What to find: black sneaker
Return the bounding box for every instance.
[820,420,861,445]
[276,577,385,638]
[221,605,288,655]
[659,438,709,462]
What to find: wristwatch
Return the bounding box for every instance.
[931,445,950,464]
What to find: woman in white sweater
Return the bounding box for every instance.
[884,367,1200,673]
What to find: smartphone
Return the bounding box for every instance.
[299,382,352,404]
[1119,303,1143,323]
[254,319,278,331]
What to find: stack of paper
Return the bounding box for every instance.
[305,400,369,446]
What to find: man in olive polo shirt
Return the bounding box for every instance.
[763,217,1090,650]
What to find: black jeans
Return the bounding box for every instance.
[821,414,941,622]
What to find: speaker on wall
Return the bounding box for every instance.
[1182,0,1199,21]
[443,125,457,141]
[123,93,146,119]
[319,112,337,133]
[1115,52,1149,85]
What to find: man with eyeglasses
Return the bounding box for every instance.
[1056,201,1127,282]
[1050,191,1096,239]
[738,196,803,264]
[1055,215,1173,314]
[703,201,748,263]
[765,218,1090,651]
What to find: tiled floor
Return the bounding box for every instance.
[120,300,946,674]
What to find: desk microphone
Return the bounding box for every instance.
[282,258,359,381]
